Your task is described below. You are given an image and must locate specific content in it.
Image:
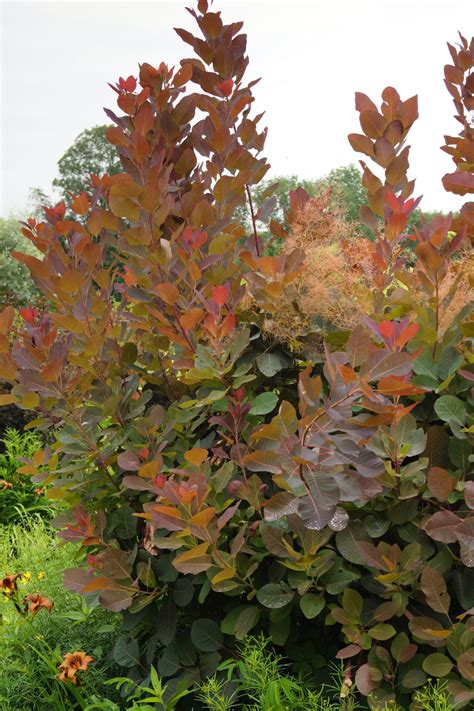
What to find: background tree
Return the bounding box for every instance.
[0,218,40,308]
[52,125,121,201]
[26,187,52,219]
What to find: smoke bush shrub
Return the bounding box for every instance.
[0,2,472,707]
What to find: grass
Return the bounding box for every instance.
[197,636,459,711]
[198,636,363,710]
[0,519,121,710]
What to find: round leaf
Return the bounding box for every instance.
[402,668,427,689]
[368,623,396,640]
[300,593,325,620]
[422,652,454,677]
[434,395,466,426]
[234,606,261,640]
[256,352,284,377]
[113,636,140,667]
[173,578,194,607]
[256,583,294,609]
[190,618,223,652]
[249,391,279,416]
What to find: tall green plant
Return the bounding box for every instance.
[0,428,54,523]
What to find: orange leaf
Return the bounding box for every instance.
[395,323,419,348]
[173,62,193,87]
[138,460,161,478]
[338,364,358,383]
[71,192,90,216]
[184,448,208,466]
[212,284,229,306]
[179,308,203,331]
[0,394,18,406]
[156,283,180,305]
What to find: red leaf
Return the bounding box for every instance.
[425,511,462,543]
[118,75,137,92]
[212,284,230,307]
[355,663,379,696]
[427,468,455,502]
[19,307,39,324]
[395,322,419,348]
[336,644,361,659]
[217,79,233,97]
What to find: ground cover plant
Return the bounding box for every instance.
[0,520,120,710]
[0,427,54,523]
[0,1,472,708]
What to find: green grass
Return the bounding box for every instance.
[0,519,121,710]
[0,427,56,524]
[197,636,459,711]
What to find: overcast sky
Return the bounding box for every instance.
[1,0,472,217]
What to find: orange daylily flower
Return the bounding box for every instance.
[57,651,94,684]
[0,573,21,595]
[23,593,53,615]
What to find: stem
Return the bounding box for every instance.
[245,184,261,257]
[433,278,440,359]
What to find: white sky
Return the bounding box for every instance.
[1,0,473,217]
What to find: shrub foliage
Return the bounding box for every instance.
[0,2,472,707]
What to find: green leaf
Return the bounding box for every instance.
[157,644,180,677]
[449,438,471,470]
[175,633,198,666]
[321,563,360,595]
[453,569,474,610]
[402,668,427,689]
[221,605,260,640]
[155,596,177,645]
[199,652,221,677]
[412,374,439,390]
[365,516,390,538]
[434,395,466,426]
[113,636,140,667]
[422,652,453,677]
[172,578,194,607]
[336,522,370,564]
[299,593,325,619]
[190,618,223,652]
[342,588,363,619]
[413,352,438,380]
[269,615,291,646]
[256,583,294,609]
[121,342,138,365]
[391,633,412,663]
[249,391,279,416]
[234,606,261,640]
[438,347,463,380]
[256,352,284,377]
[368,623,396,640]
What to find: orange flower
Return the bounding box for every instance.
[0,573,21,595]
[23,593,53,615]
[57,651,93,684]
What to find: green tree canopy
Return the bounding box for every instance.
[53,125,121,201]
[316,164,367,225]
[0,218,40,307]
